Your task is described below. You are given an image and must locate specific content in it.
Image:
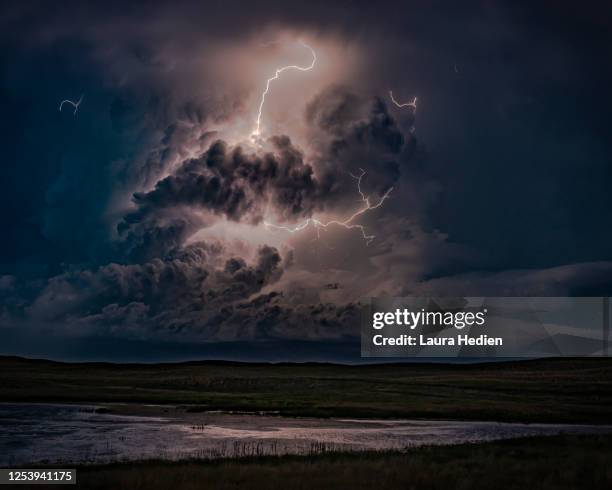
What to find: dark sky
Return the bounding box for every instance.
[1,0,612,361]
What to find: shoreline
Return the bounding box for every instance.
[7,400,612,428]
[3,399,612,426]
[3,402,612,467]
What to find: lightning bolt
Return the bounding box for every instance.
[389,90,417,111]
[252,41,316,140]
[264,169,392,245]
[59,95,84,115]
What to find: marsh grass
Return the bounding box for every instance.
[18,434,612,490]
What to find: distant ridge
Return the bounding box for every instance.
[0,354,609,369]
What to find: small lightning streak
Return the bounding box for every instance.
[389,90,417,111]
[252,41,316,139]
[59,95,84,115]
[264,169,392,246]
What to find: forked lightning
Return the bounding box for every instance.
[252,42,316,139]
[59,95,84,115]
[264,169,392,245]
[389,90,417,111]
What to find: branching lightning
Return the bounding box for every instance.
[253,44,396,245]
[59,95,84,115]
[252,41,316,140]
[389,90,417,111]
[264,169,392,245]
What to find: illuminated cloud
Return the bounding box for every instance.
[2,0,612,359]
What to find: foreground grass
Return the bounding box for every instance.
[24,435,612,490]
[1,356,612,423]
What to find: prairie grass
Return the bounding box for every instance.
[2,357,611,423]
[23,434,612,490]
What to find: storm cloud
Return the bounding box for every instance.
[24,243,286,340]
[119,136,319,230]
[2,0,612,360]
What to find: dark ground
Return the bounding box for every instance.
[1,356,611,423]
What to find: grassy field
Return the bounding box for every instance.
[17,435,612,490]
[1,356,611,423]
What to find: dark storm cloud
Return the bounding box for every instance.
[118,89,414,261]
[306,86,415,200]
[2,0,612,361]
[24,243,287,341]
[213,292,360,341]
[120,137,319,227]
[1,79,418,345]
[110,101,220,193]
[116,136,323,263]
[118,214,205,263]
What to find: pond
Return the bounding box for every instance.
[1,403,610,465]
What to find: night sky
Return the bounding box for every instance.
[1,0,612,361]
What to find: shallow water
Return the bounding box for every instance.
[1,403,610,465]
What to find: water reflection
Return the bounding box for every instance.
[1,404,610,465]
